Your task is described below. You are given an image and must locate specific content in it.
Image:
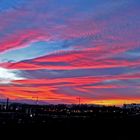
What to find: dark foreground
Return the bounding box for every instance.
[0,103,140,138]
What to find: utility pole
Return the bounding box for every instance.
[36,96,38,105]
[76,96,81,105]
[6,98,9,110]
[32,96,39,105]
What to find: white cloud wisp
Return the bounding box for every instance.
[0,67,24,84]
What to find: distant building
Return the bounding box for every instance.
[123,103,140,109]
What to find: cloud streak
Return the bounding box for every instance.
[0,0,140,105]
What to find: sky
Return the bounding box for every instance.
[0,0,140,105]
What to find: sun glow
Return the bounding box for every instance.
[0,67,25,84]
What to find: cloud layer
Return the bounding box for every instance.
[0,0,140,105]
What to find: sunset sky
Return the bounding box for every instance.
[0,0,140,105]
